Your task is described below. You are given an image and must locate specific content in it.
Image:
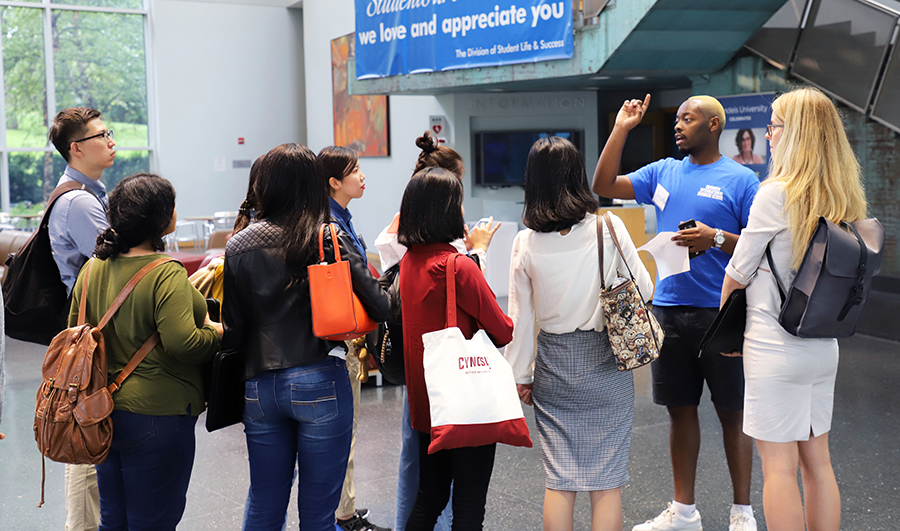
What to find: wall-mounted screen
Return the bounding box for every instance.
[872,36,900,134]
[744,0,809,70]
[790,0,897,112]
[473,130,583,187]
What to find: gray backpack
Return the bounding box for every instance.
[766,217,884,338]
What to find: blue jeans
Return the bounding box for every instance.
[396,386,452,531]
[242,358,353,531]
[96,410,197,531]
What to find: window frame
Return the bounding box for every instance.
[0,0,154,212]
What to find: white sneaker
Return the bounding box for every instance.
[632,503,702,531]
[729,511,757,531]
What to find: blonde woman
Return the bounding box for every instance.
[721,87,867,531]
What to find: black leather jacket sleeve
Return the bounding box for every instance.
[330,228,390,323]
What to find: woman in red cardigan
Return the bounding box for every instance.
[398,167,514,531]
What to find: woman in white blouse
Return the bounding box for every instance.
[721,87,867,531]
[506,136,653,531]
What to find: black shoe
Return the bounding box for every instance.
[336,510,392,531]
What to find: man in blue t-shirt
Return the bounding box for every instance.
[593,95,760,531]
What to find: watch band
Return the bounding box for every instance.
[714,228,725,248]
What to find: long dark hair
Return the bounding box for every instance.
[398,167,465,247]
[94,173,175,259]
[413,131,464,179]
[522,136,599,233]
[253,143,330,281]
[234,157,262,233]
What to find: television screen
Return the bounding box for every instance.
[474,130,583,186]
[871,35,900,133]
[790,0,897,111]
[744,0,808,70]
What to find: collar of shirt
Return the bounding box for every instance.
[329,197,351,225]
[60,166,108,209]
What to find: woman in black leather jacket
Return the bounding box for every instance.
[222,143,389,531]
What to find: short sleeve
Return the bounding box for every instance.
[627,159,664,205]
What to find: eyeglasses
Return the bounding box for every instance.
[766,124,783,136]
[73,130,114,143]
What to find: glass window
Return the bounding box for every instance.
[8,151,53,213]
[100,150,149,190]
[53,10,148,147]
[54,0,144,10]
[2,7,48,148]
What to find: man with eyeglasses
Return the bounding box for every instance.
[592,95,760,531]
[47,106,115,531]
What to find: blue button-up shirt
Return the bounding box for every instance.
[329,197,367,264]
[48,166,109,295]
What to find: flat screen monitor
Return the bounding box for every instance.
[474,130,583,186]
[744,0,809,70]
[872,35,900,133]
[790,0,897,112]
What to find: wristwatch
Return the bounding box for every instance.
[713,228,726,249]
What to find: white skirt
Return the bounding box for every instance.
[742,308,839,443]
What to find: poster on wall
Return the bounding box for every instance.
[332,34,390,157]
[717,93,775,181]
[355,0,573,79]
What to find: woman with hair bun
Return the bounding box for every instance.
[69,173,223,531]
[376,132,499,531]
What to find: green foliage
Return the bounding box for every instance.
[8,150,149,206]
[2,4,150,210]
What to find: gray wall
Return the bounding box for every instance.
[153,0,306,217]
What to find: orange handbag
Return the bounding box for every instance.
[308,223,378,341]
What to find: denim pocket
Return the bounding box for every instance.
[243,381,266,422]
[111,411,155,450]
[290,381,338,424]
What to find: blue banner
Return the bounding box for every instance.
[717,93,776,181]
[355,0,573,79]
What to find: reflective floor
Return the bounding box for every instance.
[2,331,898,530]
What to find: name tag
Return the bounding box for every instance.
[652,183,669,211]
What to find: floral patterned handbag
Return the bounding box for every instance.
[597,213,665,371]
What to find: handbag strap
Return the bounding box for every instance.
[602,212,639,283]
[318,223,342,263]
[445,253,459,329]
[596,214,606,290]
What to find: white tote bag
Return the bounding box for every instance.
[422,253,532,454]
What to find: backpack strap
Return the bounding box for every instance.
[765,244,787,305]
[107,331,160,394]
[96,257,175,330]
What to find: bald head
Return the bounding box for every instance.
[687,95,726,130]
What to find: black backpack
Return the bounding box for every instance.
[372,263,405,385]
[3,182,89,345]
[766,217,884,338]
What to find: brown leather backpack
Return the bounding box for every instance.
[34,257,173,506]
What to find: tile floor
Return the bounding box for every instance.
[1,332,898,530]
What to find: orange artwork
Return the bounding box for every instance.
[332,33,389,157]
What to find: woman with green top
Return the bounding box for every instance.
[69,173,223,531]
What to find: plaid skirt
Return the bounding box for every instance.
[533,329,634,491]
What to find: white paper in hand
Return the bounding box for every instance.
[637,232,690,280]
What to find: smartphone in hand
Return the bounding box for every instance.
[678,219,705,259]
